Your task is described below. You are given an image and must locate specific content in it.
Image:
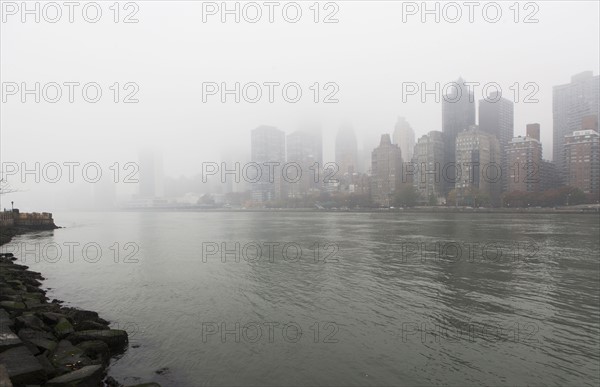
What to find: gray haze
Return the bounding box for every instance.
[1,1,599,210]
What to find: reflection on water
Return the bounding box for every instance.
[4,212,599,386]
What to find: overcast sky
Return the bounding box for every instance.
[1,1,599,207]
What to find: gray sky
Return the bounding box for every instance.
[1,1,599,207]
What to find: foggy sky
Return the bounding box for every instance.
[1,1,599,209]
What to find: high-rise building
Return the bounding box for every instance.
[455,126,501,205]
[442,77,476,194]
[540,160,561,192]
[371,134,403,206]
[479,92,514,191]
[526,123,541,141]
[393,117,415,163]
[286,126,323,197]
[250,125,286,202]
[335,124,359,176]
[553,71,600,175]
[138,149,164,199]
[412,131,445,204]
[564,128,600,195]
[507,135,543,193]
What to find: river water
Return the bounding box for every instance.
[3,211,599,386]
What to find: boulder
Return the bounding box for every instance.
[0,301,25,312]
[15,314,47,332]
[76,340,110,363]
[36,353,58,378]
[63,309,109,326]
[0,345,46,385]
[74,320,109,332]
[40,312,68,325]
[46,364,104,387]
[18,328,57,352]
[67,330,128,352]
[54,317,75,338]
[49,340,93,373]
[0,322,22,351]
[0,364,13,387]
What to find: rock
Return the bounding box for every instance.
[0,322,22,351]
[0,295,21,302]
[40,312,67,325]
[54,317,75,338]
[0,345,46,385]
[63,309,109,326]
[36,353,58,378]
[125,383,162,387]
[155,367,169,375]
[0,287,17,296]
[0,308,14,328]
[67,330,128,352]
[15,314,47,332]
[0,301,25,312]
[104,375,123,386]
[76,340,110,363]
[0,364,13,387]
[49,340,93,373]
[46,364,104,387]
[74,320,109,332]
[18,328,57,352]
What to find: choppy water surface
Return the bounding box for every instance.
[5,212,599,386]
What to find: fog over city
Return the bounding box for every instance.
[1,2,600,387]
[1,1,598,210]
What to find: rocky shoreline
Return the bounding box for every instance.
[0,230,158,387]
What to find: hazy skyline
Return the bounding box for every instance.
[1,1,599,209]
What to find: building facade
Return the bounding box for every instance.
[553,71,600,176]
[564,129,600,195]
[393,116,415,163]
[250,125,286,202]
[442,77,476,194]
[335,124,359,176]
[371,134,403,206]
[479,92,514,191]
[506,135,543,193]
[455,126,501,205]
[412,131,445,204]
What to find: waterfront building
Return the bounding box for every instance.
[371,134,403,206]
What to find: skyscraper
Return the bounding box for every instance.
[553,71,600,176]
[250,125,286,202]
[286,126,323,196]
[564,127,599,195]
[392,117,415,162]
[138,149,164,199]
[335,124,359,176]
[479,91,514,191]
[455,126,501,206]
[507,134,543,193]
[442,77,476,194]
[371,134,403,206]
[412,131,445,204]
[526,123,541,141]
